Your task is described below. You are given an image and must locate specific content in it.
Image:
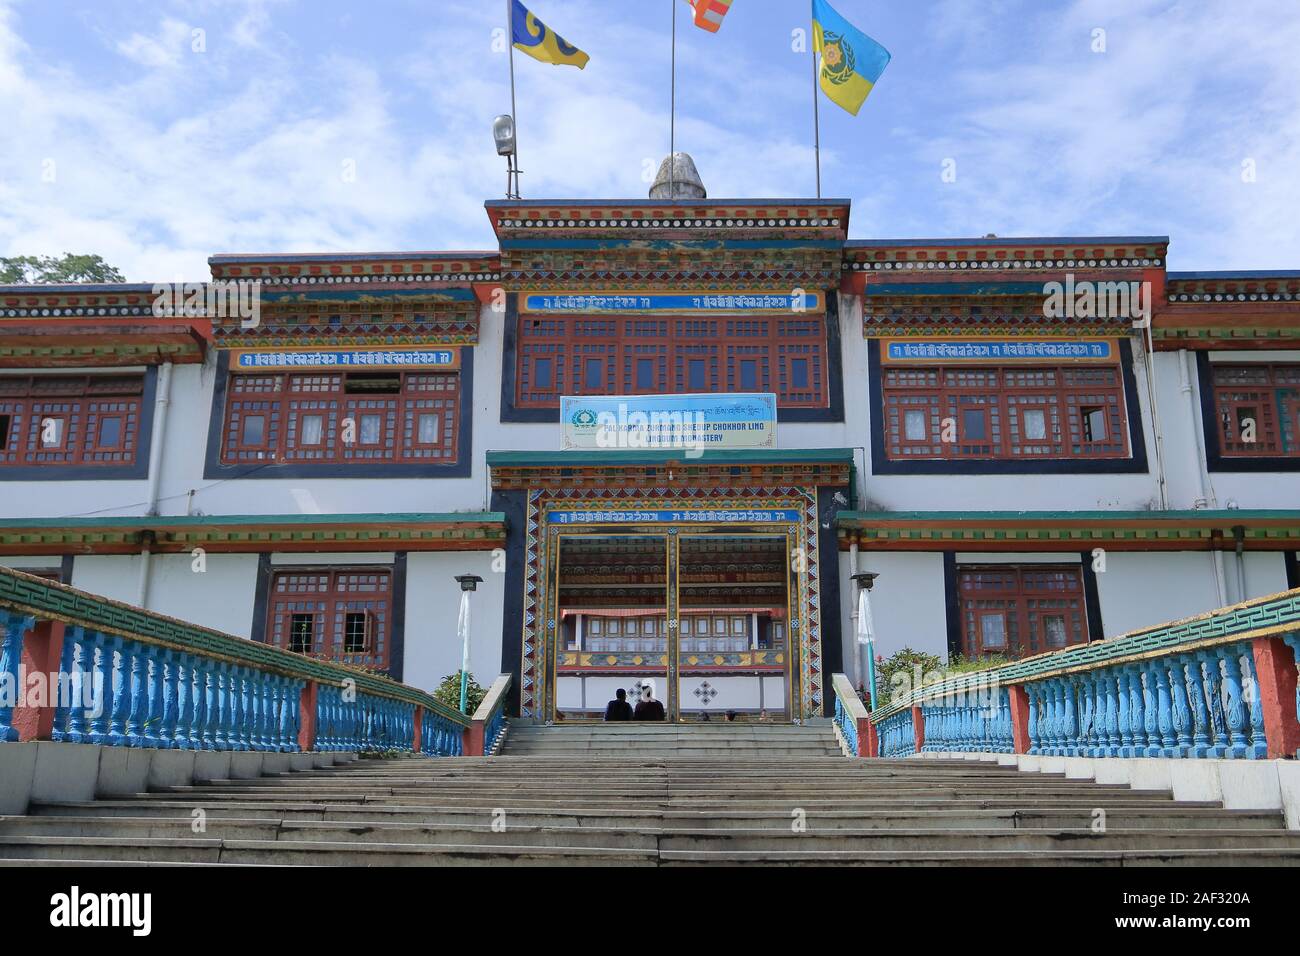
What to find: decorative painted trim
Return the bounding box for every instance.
[1198,350,1300,473]
[0,512,507,556]
[0,365,158,482]
[837,509,1300,551]
[865,338,1150,476]
[201,349,474,479]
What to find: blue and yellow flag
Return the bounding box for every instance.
[811,0,890,115]
[511,0,590,69]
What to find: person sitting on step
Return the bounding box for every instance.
[633,680,666,721]
[604,687,633,722]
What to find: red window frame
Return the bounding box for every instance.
[220,370,460,465]
[266,567,393,670]
[0,375,144,467]
[881,363,1130,461]
[514,313,830,408]
[958,565,1090,659]
[1212,364,1300,458]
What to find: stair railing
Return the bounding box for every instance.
[0,566,479,756]
[834,585,1300,761]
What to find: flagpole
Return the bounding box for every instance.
[811,23,822,199]
[507,0,520,198]
[670,0,677,195]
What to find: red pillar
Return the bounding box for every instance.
[911,705,925,753]
[864,718,879,758]
[1008,684,1032,755]
[298,681,319,752]
[13,620,63,742]
[411,706,424,754]
[465,718,485,757]
[1251,636,1300,759]
[855,714,871,757]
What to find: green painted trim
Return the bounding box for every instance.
[869,585,1300,721]
[0,566,470,724]
[487,448,856,467]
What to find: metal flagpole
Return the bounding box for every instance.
[811,25,822,199]
[670,0,677,195]
[507,0,520,198]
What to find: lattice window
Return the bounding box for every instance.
[958,565,1088,659]
[267,568,392,670]
[514,313,830,407]
[0,374,144,468]
[220,369,461,466]
[881,362,1130,461]
[1212,363,1300,457]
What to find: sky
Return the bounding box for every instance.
[1,0,1298,282]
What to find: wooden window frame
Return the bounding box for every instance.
[957,565,1089,659]
[267,567,392,670]
[220,370,460,466]
[514,312,830,408]
[882,363,1130,462]
[0,374,144,468]
[1212,363,1300,458]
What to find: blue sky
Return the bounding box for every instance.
[1,0,1298,281]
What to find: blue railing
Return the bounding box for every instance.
[864,587,1300,761]
[920,685,1014,753]
[1026,642,1267,758]
[0,569,474,755]
[878,708,915,758]
[830,673,869,756]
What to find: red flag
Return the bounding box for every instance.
[687,0,733,33]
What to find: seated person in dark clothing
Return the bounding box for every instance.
[633,680,666,721]
[604,688,634,722]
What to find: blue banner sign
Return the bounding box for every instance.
[561,393,777,451]
[523,291,822,314]
[547,509,803,525]
[231,347,459,370]
[884,339,1113,362]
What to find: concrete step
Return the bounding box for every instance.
[8,816,1298,853]
[32,801,1285,830]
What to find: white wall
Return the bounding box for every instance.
[838,550,949,682]
[142,553,260,638]
[402,551,506,694]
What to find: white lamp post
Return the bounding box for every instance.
[454,574,483,713]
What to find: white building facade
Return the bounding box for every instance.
[1,197,1296,722]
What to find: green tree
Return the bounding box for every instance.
[433,671,486,715]
[0,253,125,284]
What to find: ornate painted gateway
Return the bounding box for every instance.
[489,450,853,722]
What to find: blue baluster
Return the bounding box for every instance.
[246,670,262,751]
[1241,649,1268,759]
[1152,661,1176,756]
[1182,654,1211,758]
[1220,648,1248,759]
[1115,668,1133,756]
[87,632,112,744]
[1167,657,1192,757]
[65,629,91,743]
[231,667,247,751]
[125,642,146,747]
[281,679,298,751]
[104,636,129,746]
[50,625,79,742]
[1125,664,1147,757]
[1200,650,1227,757]
[1025,683,1040,754]
[141,645,163,747]
[175,653,195,749]
[158,650,177,749]
[0,612,34,741]
[1061,679,1078,756]
[1102,672,1120,756]
[200,659,216,750]
[1138,664,1160,757]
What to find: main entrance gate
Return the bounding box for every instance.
[548,527,796,722]
[486,448,855,724]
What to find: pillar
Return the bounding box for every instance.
[297,680,319,752]
[911,704,925,754]
[1251,636,1300,759]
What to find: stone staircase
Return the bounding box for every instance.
[2,724,1298,865]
